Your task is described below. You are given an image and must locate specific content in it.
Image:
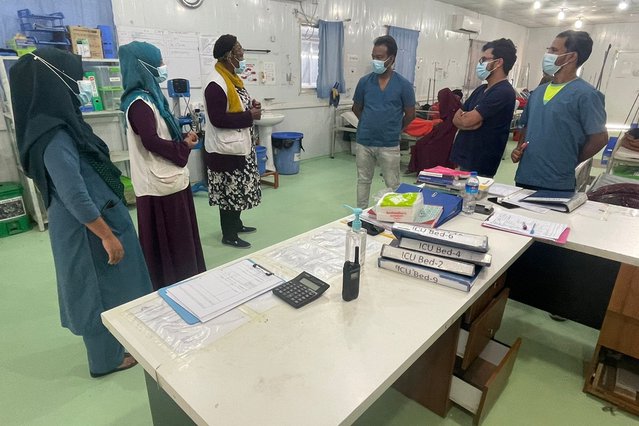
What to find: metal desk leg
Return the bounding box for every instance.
[144,371,196,426]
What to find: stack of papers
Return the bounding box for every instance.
[162,259,284,323]
[482,211,570,243]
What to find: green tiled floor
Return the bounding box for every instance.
[1,144,636,425]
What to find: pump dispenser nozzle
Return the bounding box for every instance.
[343,204,363,232]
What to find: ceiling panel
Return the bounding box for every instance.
[438,0,639,28]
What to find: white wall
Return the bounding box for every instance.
[110,0,528,157]
[522,23,639,125]
[0,0,529,182]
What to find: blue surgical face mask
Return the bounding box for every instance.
[155,65,168,83]
[231,55,246,74]
[139,59,168,83]
[542,52,570,76]
[371,58,390,75]
[475,59,497,81]
[235,60,247,75]
[76,79,94,105]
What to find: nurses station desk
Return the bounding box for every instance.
[102,201,639,425]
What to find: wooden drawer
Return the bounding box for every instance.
[450,329,522,425]
[599,311,639,360]
[464,273,507,325]
[460,288,510,370]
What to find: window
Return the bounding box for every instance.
[300,25,319,89]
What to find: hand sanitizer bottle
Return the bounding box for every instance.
[343,205,367,269]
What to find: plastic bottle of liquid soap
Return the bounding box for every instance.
[462,171,480,214]
[343,205,367,268]
[343,205,365,301]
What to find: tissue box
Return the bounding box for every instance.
[375,192,423,222]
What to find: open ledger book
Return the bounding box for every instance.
[522,190,588,213]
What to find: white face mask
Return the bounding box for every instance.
[29,53,91,104]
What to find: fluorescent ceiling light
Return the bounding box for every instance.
[618,1,628,10]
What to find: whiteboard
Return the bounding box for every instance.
[117,26,202,88]
[604,50,639,125]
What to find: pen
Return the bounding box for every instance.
[252,262,273,276]
[530,223,536,235]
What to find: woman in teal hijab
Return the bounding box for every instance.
[119,41,206,290]
[10,48,152,377]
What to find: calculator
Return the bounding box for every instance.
[272,271,330,308]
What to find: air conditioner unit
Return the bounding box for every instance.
[451,15,481,34]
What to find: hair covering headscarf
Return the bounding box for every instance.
[10,48,124,207]
[408,88,462,172]
[213,34,237,59]
[119,41,181,140]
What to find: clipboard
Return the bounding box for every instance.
[159,259,283,324]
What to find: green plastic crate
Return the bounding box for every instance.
[121,176,136,205]
[0,182,31,237]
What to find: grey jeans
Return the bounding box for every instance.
[355,143,401,208]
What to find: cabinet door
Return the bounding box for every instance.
[462,288,510,370]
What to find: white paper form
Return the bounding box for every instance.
[502,189,550,213]
[483,210,568,240]
[488,183,522,198]
[166,259,284,322]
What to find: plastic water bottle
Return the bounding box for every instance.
[462,171,480,214]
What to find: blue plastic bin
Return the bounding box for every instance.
[98,25,117,59]
[255,145,267,176]
[272,132,303,175]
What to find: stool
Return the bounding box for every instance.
[260,170,279,189]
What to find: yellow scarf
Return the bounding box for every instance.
[215,62,244,113]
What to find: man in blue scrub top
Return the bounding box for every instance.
[512,30,608,191]
[449,38,517,177]
[352,35,416,208]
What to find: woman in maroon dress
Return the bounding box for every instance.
[120,41,206,289]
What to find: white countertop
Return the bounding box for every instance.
[103,215,531,425]
[102,200,639,425]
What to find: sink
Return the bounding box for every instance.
[254,113,285,126]
[254,113,285,171]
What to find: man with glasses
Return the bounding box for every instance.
[450,38,517,177]
[511,30,607,191]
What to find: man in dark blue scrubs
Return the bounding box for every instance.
[450,38,517,177]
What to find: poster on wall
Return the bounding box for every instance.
[199,34,218,78]
[262,61,276,85]
[241,56,259,85]
[117,26,202,87]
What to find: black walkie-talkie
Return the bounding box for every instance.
[342,246,361,301]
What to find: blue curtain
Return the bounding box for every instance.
[388,26,419,84]
[317,20,345,99]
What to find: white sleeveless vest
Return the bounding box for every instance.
[203,68,252,156]
[126,97,190,197]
